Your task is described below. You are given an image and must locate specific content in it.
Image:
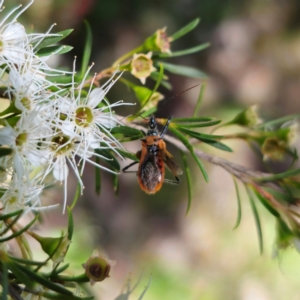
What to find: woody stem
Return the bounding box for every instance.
[118,116,282,190]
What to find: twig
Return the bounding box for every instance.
[119,117,282,189]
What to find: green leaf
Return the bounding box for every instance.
[175,120,222,128]
[34,29,73,50]
[6,260,35,289]
[17,264,73,296]
[276,218,294,249]
[150,72,172,90]
[0,215,38,243]
[168,126,190,151]
[50,273,89,283]
[232,178,242,230]
[0,147,12,157]
[37,45,73,57]
[113,173,119,195]
[95,155,101,195]
[48,264,70,277]
[0,209,23,221]
[155,43,210,58]
[168,125,208,182]
[69,182,81,210]
[246,186,263,254]
[1,262,8,299]
[80,21,93,79]
[1,211,23,237]
[256,168,300,183]
[130,85,153,106]
[42,293,94,300]
[177,127,233,152]
[190,151,208,182]
[263,187,296,205]
[253,189,280,218]
[172,117,215,123]
[202,139,233,152]
[256,113,300,130]
[6,115,20,128]
[177,126,224,143]
[8,256,45,266]
[117,149,139,162]
[46,74,73,85]
[182,152,192,215]
[158,62,207,79]
[171,18,200,41]
[111,126,143,138]
[18,234,33,261]
[96,149,120,171]
[67,208,74,241]
[193,81,206,117]
[140,107,157,118]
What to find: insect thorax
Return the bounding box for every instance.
[146,130,158,136]
[147,144,159,155]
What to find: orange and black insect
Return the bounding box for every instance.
[122,115,183,194]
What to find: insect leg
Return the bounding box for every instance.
[122,161,139,173]
[164,176,181,185]
[160,115,172,138]
[122,150,141,173]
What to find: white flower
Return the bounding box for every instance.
[59,68,128,161]
[41,131,84,213]
[0,22,29,65]
[0,1,33,65]
[1,176,44,215]
[40,64,131,213]
[0,111,53,179]
[0,1,71,77]
[0,2,131,215]
[5,58,61,112]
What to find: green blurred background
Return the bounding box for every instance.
[13,0,300,299]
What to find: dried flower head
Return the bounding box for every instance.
[130,52,156,84]
[82,249,116,286]
[144,27,171,54]
[262,137,286,161]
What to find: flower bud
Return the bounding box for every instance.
[229,105,261,128]
[82,249,115,286]
[144,27,171,54]
[29,232,71,264]
[130,84,164,110]
[277,122,298,146]
[142,91,164,111]
[130,52,156,84]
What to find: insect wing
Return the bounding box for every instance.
[163,150,183,176]
[139,154,163,193]
[136,150,142,160]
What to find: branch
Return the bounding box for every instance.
[119,117,282,189]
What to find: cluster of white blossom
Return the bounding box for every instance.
[0,0,125,214]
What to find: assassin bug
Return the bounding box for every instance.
[122,115,183,194]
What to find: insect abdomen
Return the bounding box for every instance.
[138,157,164,194]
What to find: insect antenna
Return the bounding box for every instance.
[156,83,201,113]
[125,83,202,135]
[137,83,201,118]
[160,115,172,138]
[157,83,201,137]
